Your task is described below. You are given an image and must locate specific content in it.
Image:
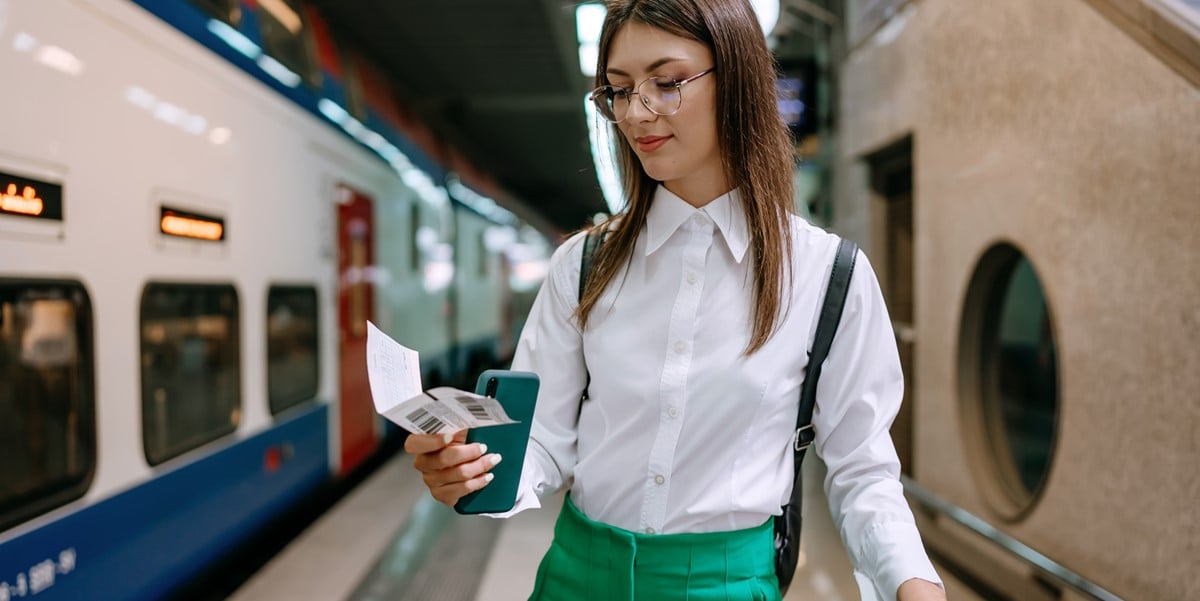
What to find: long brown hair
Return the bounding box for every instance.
[577,0,796,355]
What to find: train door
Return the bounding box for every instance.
[336,185,375,475]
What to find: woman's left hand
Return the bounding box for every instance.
[897,578,946,601]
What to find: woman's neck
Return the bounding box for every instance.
[662,169,731,209]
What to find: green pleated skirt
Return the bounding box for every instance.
[528,496,781,601]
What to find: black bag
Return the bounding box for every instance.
[773,237,857,593]
[578,229,858,595]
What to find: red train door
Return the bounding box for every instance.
[337,185,376,475]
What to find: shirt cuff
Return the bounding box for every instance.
[864,521,943,598]
[481,454,543,519]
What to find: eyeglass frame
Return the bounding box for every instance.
[589,67,716,123]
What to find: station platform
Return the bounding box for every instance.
[228,452,978,601]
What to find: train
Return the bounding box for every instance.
[0,0,552,599]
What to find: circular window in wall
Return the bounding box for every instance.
[959,243,1060,518]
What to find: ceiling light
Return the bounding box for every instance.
[576,3,606,77]
[257,54,301,87]
[750,0,780,36]
[36,45,84,76]
[207,19,261,59]
[13,32,37,53]
[575,4,606,44]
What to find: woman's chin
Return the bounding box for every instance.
[636,159,678,183]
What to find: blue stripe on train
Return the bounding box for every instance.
[127,0,445,181]
[0,404,330,601]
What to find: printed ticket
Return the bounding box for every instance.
[381,387,516,435]
[366,321,517,435]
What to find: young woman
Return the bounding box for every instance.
[407,1,946,599]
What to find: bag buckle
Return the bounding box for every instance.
[793,424,815,452]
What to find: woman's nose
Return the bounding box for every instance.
[627,93,657,122]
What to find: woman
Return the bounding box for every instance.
[407,1,945,599]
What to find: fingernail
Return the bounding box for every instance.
[442,433,453,444]
[484,473,495,482]
[477,443,488,455]
[489,453,503,467]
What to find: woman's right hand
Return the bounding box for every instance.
[405,430,503,507]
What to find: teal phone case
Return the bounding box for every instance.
[454,369,539,515]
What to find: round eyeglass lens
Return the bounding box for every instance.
[591,78,686,122]
[642,78,681,115]
[591,87,623,122]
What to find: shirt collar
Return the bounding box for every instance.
[645,185,750,263]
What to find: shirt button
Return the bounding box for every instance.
[687,272,697,285]
[667,407,679,418]
[655,475,665,485]
[674,341,686,354]
[645,527,656,534]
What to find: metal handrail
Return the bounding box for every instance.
[1152,0,1200,37]
[900,476,1126,601]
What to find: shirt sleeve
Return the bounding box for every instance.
[811,249,943,599]
[483,233,588,518]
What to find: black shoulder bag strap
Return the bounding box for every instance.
[774,237,858,594]
[578,228,607,402]
[579,228,605,302]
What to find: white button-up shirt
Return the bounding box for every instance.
[503,186,941,598]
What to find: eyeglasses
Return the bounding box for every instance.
[589,67,715,123]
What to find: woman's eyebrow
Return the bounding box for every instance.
[606,57,688,77]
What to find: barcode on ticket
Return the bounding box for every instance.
[407,407,446,434]
[457,396,490,420]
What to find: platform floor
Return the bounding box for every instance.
[232,452,977,601]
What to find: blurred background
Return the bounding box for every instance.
[1,1,1197,600]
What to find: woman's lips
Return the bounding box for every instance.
[635,135,671,153]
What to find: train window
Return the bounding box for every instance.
[267,286,319,415]
[141,283,240,466]
[256,0,320,89]
[411,203,421,272]
[187,0,241,27]
[0,281,95,532]
[959,244,1059,517]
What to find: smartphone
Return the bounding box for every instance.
[454,369,539,515]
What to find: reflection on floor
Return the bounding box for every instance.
[229,460,427,601]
